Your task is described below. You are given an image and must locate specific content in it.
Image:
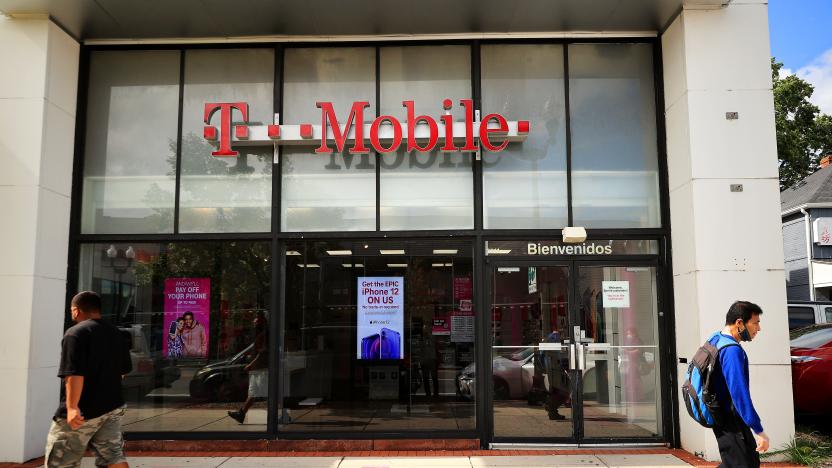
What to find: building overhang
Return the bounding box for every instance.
[0,0,729,43]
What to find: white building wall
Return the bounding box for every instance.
[663,1,794,460]
[0,16,79,463]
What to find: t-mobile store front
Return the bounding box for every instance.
[72,41,672,445]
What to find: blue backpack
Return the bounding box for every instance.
[681,333,738,428]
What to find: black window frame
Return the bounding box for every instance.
[65,37,678,447]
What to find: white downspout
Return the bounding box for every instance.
[801,208,816,300]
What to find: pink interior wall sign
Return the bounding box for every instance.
[163,278,211,359]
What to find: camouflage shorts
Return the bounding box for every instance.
[44,407,126,468]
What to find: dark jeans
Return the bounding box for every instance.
[546,366,568,415]
[712,410,760,468]
[421,362,439,396]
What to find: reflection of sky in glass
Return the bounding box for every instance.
[281,48,377,232]
[379,46,473,231]
[82,51,180,234]
[569,43,660,228]
[179,49,274,233]
[481,44,568,229]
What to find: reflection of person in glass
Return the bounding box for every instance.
[167,316,185,359]
[420,324,439,398]
[542,329,569,420]
[181,311,206,357]
[228,312,268,424]
[621,327,650,403]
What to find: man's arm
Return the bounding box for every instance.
[199,325,207,355]
[65,375,85,430]
[721,346,769,451]
[720,346,763,432]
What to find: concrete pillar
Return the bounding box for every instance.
[0,15,79,463]
[662,1,794,460]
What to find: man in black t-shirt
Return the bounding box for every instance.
[44,291,132,468]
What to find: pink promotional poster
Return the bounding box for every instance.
[163,278,210,359]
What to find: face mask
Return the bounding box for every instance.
[738,324,752,342]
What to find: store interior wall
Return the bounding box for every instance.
[0,17,79,462]
[662,1,794,461]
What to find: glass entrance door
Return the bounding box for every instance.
[489,264,576,441]
[576,263,662,440]
[488,261,663,443]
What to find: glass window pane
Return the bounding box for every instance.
[569,43,660,228]
[481,44,568,229]
[280,240,475,432]
[81,51,180,234]
[380,151,473,230]
[281,150,376,232]
[180,49,274,233]
[379,45,470,121]
[282,47,376,232]
[788,306,816,329]
[77,241,271,433]
[379,45,473,231]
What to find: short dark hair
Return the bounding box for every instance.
[71,291,102,313]
[725,300,763,325]
[183,312,194,319]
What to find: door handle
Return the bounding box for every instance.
[569,343,576,370]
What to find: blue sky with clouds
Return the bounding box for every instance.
[769,0,832,114]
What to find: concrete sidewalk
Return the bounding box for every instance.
[79,454,691,468]
[1,450,802,468]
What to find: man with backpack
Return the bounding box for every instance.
[685,300,770,467]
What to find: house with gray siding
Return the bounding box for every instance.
[782,158,832,301]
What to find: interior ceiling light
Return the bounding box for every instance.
[286,250,301,256]
[432,249,458,255]
[297,264,320,268]
[387,263,408,268]
[326,250,353,256]
[380,249,405,255]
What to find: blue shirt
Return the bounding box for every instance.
[709,332,764,434]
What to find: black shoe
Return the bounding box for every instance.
[228,410,245,424]
[548,411,566,421]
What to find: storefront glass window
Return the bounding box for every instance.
[568,43,660,228]
[77,241,271,433]
[280,240,476,432]
[379,45,473,230]
[481,44,568,229]
[81,51,180,234]
[180,49,274,233]
[281,47,376,232]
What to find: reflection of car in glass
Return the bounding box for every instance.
[119,326,156,398]
[119,326,181,396]
[457,347,539,401]
[189,344,253,402]
[791,324,832,415]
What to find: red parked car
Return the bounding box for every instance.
[791,324,832,415]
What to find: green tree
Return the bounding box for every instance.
[773,58,832,190]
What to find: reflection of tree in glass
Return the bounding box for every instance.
[142,133,273,232]
[134,241,271,360]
